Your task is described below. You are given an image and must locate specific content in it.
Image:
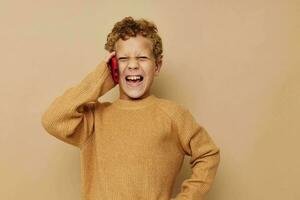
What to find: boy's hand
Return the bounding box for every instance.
[104,51,115,74]
[103,51,118,86]
[104,51,116,66]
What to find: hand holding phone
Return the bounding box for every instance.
[108,55,119,84]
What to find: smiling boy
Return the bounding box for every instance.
[41,16,220,200]
[113,34,161,100]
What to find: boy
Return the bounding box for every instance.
[41,16,220,200]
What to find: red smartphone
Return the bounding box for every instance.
[108,55,119,84]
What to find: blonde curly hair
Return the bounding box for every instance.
[104,16,163,61]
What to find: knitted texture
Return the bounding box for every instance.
[41,61,221,200]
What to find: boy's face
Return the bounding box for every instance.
[115,34,162,100]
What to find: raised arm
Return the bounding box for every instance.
[41,52,116,149]
[171,108,221,200]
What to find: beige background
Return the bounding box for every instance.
[0,0,299,199]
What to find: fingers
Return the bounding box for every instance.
[104,51,116,64]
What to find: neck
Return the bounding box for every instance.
[113,94,156,109]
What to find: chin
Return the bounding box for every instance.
[124,90,146,99]
[120,78,150,99]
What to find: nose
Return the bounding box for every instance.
[128,58,139,70]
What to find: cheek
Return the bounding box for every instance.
[119,67,126,78]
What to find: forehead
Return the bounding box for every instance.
[115,35,153,55]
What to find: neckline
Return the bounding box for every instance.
[112,94,157,109]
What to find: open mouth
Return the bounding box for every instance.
[125,75,144,87]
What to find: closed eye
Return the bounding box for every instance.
[118,56,149,61]
[118,57,128,61]
[138,56,148,60]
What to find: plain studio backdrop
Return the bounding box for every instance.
[0,0,299,199]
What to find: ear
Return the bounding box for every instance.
[154,55,163,76]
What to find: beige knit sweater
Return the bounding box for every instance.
[41,60,221,200]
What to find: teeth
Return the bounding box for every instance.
[126,75,143,81]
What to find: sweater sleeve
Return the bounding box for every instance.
[171,107,221,200]
[41,60,115,149]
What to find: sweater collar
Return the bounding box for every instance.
[112,94,157,109]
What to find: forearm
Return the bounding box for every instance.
[173,146,220,200]
[41,60,115,148]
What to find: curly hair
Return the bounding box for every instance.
[104,16,163,60]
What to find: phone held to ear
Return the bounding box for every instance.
[108,55,119,84]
